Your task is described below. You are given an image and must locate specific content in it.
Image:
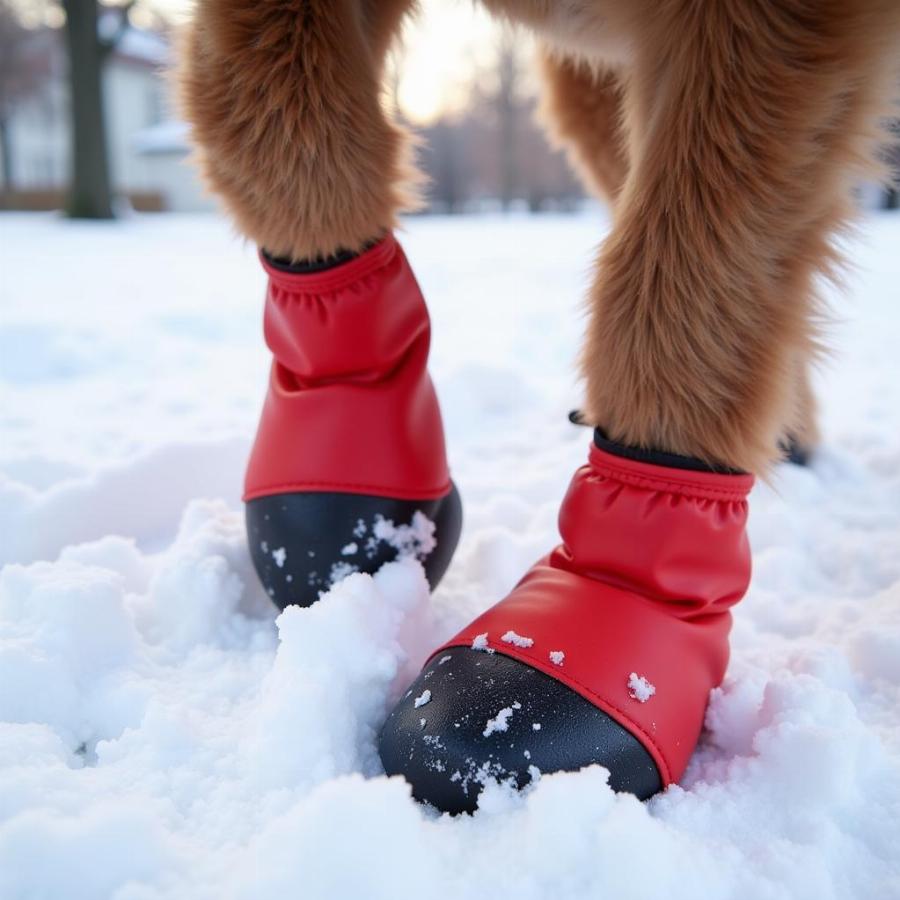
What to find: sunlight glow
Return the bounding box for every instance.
[134,0,504,125]
[394,2,501,124]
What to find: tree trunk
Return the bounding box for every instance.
[0,117,12,192]
[496,30,518,213]
[62,0,113,218]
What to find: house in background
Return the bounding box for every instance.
[1,20,213,213]
[132,118,214,212]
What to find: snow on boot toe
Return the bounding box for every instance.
[382,436,754,812]
[247,484,462,609]
[378,647,661,814]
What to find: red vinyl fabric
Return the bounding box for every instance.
[433,442,754,785]
[244,234,452,502]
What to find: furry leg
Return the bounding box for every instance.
[178,0,419,261]
[577,1,900,474]
[537,52,628,206]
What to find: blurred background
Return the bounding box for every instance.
[0,0,589,218]
[4,0,895,220]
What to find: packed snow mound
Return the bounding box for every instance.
[2,211,900,899]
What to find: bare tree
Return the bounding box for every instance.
[417,29,582,214]
[0,1,46,191]
[62,0,133,218]
[495,26,519,212]
[424,117,468,213]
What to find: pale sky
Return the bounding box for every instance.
[393,1,503,123]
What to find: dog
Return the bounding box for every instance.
[177,1,900,812]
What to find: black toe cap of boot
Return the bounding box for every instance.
[378,646,662,814]
[246,483,462,610]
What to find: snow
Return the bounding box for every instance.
[372,511,437,560]
[483,706,517,737]
[328,561,359,587]
[501,629,534,648]
[549,650,565,666]
[628,673,656,703]
[133,120,191,157]
[2,209,900,898]
[107,23,170,66]
[414,690,432,709]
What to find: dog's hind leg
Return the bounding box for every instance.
[536,52,629,207]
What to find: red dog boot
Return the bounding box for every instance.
[244,235,462,609]
[378,429,753,813]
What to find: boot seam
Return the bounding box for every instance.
[243,478,453,503]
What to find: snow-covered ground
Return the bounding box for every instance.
[1,209,900,899]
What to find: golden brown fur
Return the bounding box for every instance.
[178,0,420,261]
[536,54,628,204]
[179,0,900,474]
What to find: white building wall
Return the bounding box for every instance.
[105,59,168,193]
[8,80,68,189]
[140,153,216,212]
[4,30,212,212]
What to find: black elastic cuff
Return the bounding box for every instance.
[593,427,744,475]
[262,239,379,274]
